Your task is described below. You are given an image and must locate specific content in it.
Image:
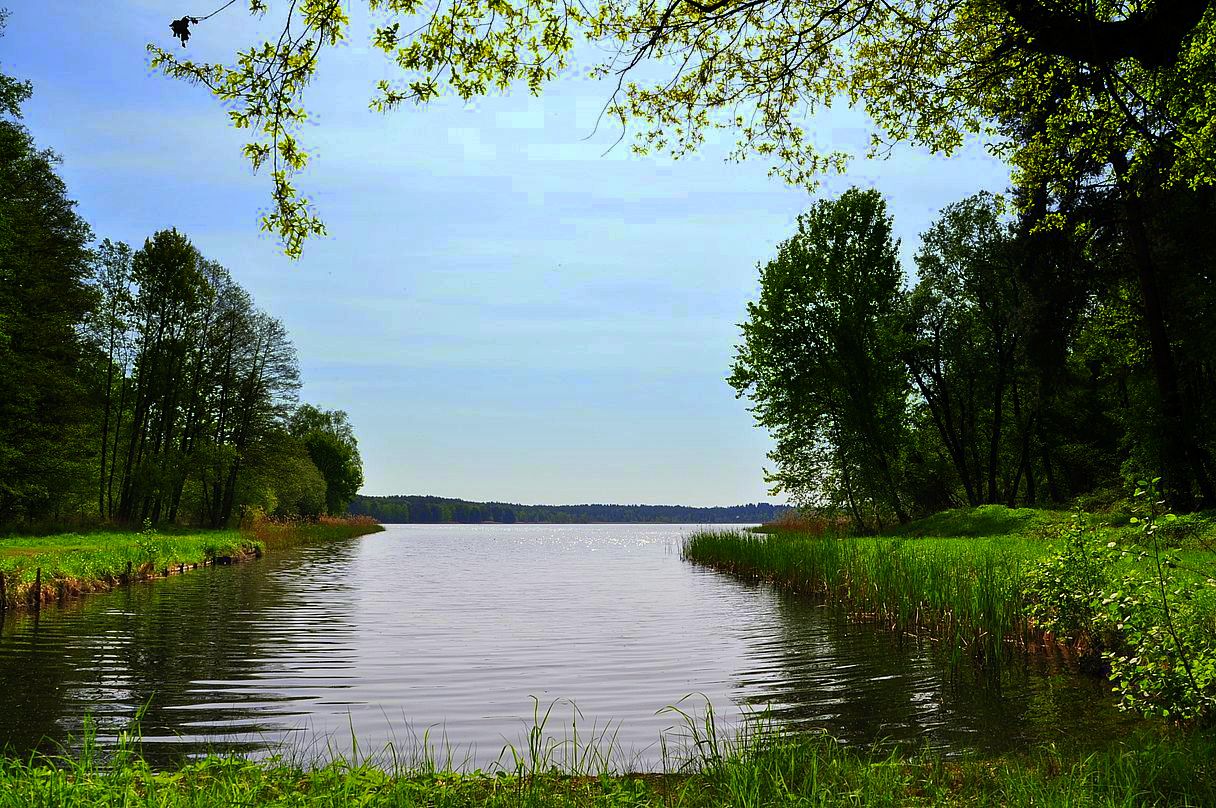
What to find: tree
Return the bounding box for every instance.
[88,239,135,520]
[235,429,328,519]
[288,404,364,515]
[146,2,1216,256]
[0,40,98,524]
[906,193,1029,506]
[115,229,214,524]
[729,188,911,527]
[87,230,306,528]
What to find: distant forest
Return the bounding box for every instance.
[349,495,789,524]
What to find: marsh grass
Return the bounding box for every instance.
[682,529,1039,664]
[687,505,1216,674]
[1,700,1211,807]
[245,514,384,549]
[0,517,383,610]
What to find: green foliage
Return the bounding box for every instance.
[1022,514,1112,643]
[289,405,365,516]
[0,41,367,533]
[991,486,1216,723]
[905,193,1042,508]
[1099,480,1216,722]
[730,188,912,526]
[91,229,306,530]
[235,430,328,519]
[0,47,98,524]
[146,2,1216,257]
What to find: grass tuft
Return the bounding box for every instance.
[0,703,1212,806]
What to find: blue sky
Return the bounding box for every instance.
[4,2,1009,506]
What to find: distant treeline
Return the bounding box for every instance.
[349,495,789,524]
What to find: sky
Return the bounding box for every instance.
[2,1,1010,506]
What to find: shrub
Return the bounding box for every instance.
[1022,513,1111,645]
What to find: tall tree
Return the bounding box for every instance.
[88,239,134,520]
[730,188,911,526]
[0,41,97,523]
[116,229,213,523]
[907,193,1027,506]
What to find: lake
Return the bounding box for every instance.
[0,524,1135,769]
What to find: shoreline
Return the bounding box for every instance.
[682,505,1216,687]
[0,518,384,614]
[1,722,1211,806]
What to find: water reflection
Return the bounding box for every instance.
[1,538,363,758]
[738,587,1139,754]
[0,525,1137,768]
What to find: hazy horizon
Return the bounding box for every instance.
[354,490,787,507]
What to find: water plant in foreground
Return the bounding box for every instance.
[1,701,1212,807]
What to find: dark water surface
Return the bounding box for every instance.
[0,524,1136,768]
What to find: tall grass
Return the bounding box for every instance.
[0,701,1211,806]
[244,514,384,549]
[683,529,1041,664]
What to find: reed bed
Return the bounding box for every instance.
[244,514,384,549]
[682,529,1043,664]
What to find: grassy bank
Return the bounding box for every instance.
[683,526,1038,663]
[683,505,1216,666]
[0,516,383,611]
[1,723,1212,807]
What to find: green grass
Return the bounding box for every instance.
[887,504,1064,539]
[0,519,384,610]
[684,506,1215,667]
[683,528,1040,663]
[0,529,257,609]
[0,716,1211,807]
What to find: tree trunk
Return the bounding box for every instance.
[1112,151,1216,508]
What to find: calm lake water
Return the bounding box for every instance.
[0,524,1136,769]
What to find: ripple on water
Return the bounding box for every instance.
[0,524,1139,767]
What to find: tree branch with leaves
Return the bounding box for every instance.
[148,1,1216,257]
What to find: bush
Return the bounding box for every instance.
[1099,481,1216,722]
[1022,513,1112,645]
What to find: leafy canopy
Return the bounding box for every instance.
[149,2,1216,256]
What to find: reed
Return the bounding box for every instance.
[243,514,385,548]
[682,529,1041,664]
